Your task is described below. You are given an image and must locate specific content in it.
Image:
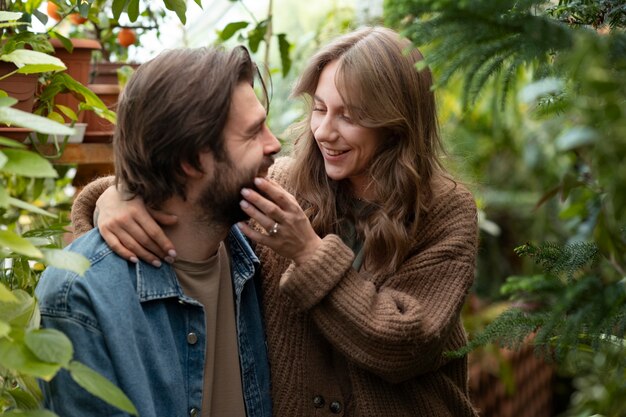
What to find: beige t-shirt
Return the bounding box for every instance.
[174,242,246,417]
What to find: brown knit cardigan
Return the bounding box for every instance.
[71,157,479,417]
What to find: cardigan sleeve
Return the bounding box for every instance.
[278,184,479,383]
[71,176,115,237]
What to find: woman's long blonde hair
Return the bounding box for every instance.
[290,26,448,275]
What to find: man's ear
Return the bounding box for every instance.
[181,162,205,179]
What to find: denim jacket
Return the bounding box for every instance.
[36,226,272,417]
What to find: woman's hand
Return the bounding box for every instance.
[237,177,322,265]
[96,186,178,266]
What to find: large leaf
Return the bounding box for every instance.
[0,319,9,337]
[127,0,140,22]
[0,150,7,169]
[25,328,73,366]
[163,0,187,25]
[219,21,249,41]
[0,50,66,73]
[68,361,139,416]
[0,136,28,148]
[0,282,19,303]
[0,338,61,379]
[247,20,269,53]
[1,149,58,178]
[53,73,113,121]
[0,289,38,327]
[0,230,43,258]
[0,186,11,208]
[277,33,292,77]
[43,249,90,276]
[8,197,56,217]
[112,0,131,21]
[0,106,74,135]
[0,11,23,22]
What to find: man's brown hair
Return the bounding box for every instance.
[114,46,263,208]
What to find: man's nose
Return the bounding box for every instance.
[263,128,281,155]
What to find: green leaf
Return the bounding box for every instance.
[0,137,28,148]
[0,50,66,73]
[192,0,202,8]
[48,31,73,53]
[0,282,18,303]
[68,361,139,416]
[0,11,24,22]
[219,21,249,41]
[127,0,140,22]
[0,106,75,135]
[55,104,77,122]
[112,0,131,21]
[0,339,61,379]
[163,0,187,25]
[0,230,43,258]
[0,320,9,337]
[1,149,58,178]
[0,187,8,208]
[25,328,73,366]
[43,249,90,276]
[247,20,269,53]
[0,96,18,107]
[8,197,56,218]
[277,34,292,77]
[3,409,59,417]
[0,289,38,327]
[53,73,112,121]
[0,150,7,169]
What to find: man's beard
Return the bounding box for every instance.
[196,155,274,227]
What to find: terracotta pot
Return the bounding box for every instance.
[0,62,38,141]
[0,62,38,114]
[90,61,140,84]
[83,83,119,143]
[0,127,32,141]
[50,38,101,122]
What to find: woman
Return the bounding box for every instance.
[72,27,479,416]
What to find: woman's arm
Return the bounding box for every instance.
[71,178,177,265]
[240,177,478,383]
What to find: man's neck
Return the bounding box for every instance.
[159,198,229,262]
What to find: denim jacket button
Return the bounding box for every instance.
[189,407,199,417]
[313,395,325,408]
[330,401,342,414]
[186,332,198,345]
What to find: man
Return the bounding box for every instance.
[36,46,280,417]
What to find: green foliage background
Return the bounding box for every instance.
[385,0,626,415]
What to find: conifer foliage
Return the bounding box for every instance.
[387,0,626,413]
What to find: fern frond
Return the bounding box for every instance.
[514,241,598,280]
[446,308,546,358]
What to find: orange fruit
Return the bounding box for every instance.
[47,2,62,21]
[69,13,88,24]
[117,28,136,47]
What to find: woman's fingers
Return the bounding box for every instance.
[252,177,294,210]
[95,186,177,265]
[240,188,281,231]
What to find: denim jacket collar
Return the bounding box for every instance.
[134,225,260,302]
